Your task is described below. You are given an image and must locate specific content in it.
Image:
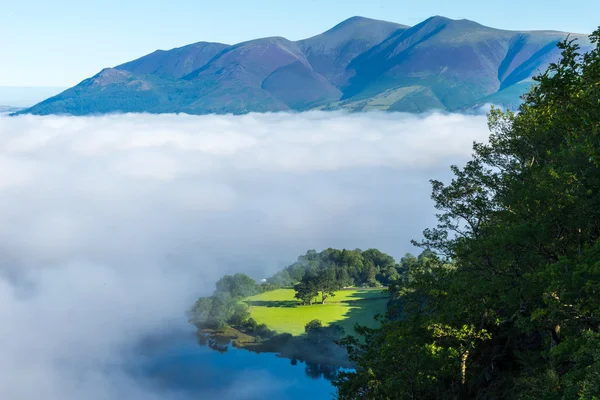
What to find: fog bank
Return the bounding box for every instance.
[0,111,489,399]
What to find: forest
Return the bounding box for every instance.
[333,30,600,399]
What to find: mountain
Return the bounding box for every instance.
[117,42,229,79]
[19,16,592,116]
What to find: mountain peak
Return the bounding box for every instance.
[301,15,406,48]
[422,15,484,27]
[338,15,372,24]
[426,15,452,22]
[297,15,408,87]
[326,15,408,33]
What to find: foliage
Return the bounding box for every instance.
[316,267,344,303]
[335,29,600,399]
[294,273,320,305]
[305,319,323,333]
[304,319,346,345]
[228,302,251,326]
[188,272,259,328]
[265,247,410,304]
[215,273,259,299]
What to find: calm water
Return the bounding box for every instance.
[137,331,338,400]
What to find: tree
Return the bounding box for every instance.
[188,297,213,326]
[294,275,319,305]
[363,259,377,287]
[305,319,323,333]
[305,319,325,344]
[267,269,292,288]
[375,265,399,286]
[340,249,364,284]
[215,273,258,299]
[228,302,251,326]
[208,292,236,328]
[338,267,354,287]
[316,267,342,304]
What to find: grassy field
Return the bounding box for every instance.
[244,288,389,336]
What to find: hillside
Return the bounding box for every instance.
[18,16,592,116]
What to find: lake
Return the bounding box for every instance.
[136,331,339,400]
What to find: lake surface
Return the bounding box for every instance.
[137,331,338,400]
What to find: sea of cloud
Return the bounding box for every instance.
[0,110,490,399]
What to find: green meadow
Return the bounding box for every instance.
[244,288,389,336]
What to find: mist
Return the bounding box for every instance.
[0,111,489,399]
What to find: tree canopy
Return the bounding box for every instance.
[269,247,405,294]
[188,272,259,329]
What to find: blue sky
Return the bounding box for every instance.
[0,0,598,88]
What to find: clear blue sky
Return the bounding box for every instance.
[1,0,598,87]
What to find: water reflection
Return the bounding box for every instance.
[305,363,340,381]
[139,330,339,400]
[197,331,230,353]
[195,331,346,382]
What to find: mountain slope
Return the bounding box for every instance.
[19,16,592,116]
[117,41,229,78]
[298,16,408,87]
[339,16,590,111]
[180,36,341,112]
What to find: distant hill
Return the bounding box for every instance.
[18,16,592,116]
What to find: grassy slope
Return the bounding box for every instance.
[244,288,389,336]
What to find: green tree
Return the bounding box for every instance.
[338,267,354,287]
[208,292,236,327]
[305,319,323,333]
[363,259,377,287]
[317,267,343,303]
[294,274,319,305]
[228,302,251,326]
[188,297,213,326]
[215,273,258,299]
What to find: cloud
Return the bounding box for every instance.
[0,111,489,399]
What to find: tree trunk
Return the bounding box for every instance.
[460,350,469,399]
[550,324,561,349]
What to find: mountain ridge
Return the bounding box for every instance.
[18,16,593,116]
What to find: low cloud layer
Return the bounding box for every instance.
[0,111,490,399]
